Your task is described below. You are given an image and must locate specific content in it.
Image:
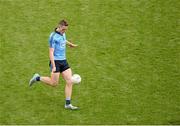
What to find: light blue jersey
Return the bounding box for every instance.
[49,30,67,60]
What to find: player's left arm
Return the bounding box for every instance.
[66,40,78,48]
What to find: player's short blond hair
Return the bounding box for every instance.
[59,20,68,27]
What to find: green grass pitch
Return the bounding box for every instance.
[0,0,179,124]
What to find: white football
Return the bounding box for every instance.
[71,74,81,84]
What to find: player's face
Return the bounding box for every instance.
[59,25,68,34]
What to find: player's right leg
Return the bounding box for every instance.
[62,68,78,110]
[29,72,60,87]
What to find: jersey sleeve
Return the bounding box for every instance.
[49,39,55,48]
[49,33,56,48]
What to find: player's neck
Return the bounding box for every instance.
[56,27,60,32]
[56,28,63,35]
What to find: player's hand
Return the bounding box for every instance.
[69,43,78,48]
[52,67,56,73]
[67,40,78,48]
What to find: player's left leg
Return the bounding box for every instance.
[62,68,78,110]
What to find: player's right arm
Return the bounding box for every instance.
[49,48,56,72]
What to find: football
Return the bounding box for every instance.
[71,74,81,84]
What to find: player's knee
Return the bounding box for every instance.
[50,80,58,87]
[66,78,73,85]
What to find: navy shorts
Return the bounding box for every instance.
[49,60,70,73]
